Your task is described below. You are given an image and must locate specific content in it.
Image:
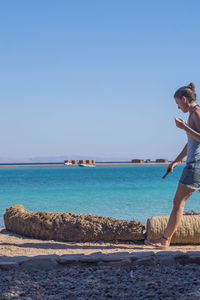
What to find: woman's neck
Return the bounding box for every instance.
[188,103,198,113]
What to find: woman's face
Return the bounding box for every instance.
[175,97,189,113]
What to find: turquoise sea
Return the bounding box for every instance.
[1,164,200,227]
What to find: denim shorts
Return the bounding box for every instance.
[179,162,200,190]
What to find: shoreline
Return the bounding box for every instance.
[0,162,182,168]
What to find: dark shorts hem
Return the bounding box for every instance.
[179,180,197,190]
[179,162,200,190]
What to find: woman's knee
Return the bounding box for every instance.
[173,182,194,207]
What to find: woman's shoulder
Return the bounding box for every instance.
[190,108,200,130]
[192,107,200,118]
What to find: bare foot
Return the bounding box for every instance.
[144,237,170,248]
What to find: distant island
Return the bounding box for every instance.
[0,158,186,168]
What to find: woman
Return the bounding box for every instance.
[145,82,200,248]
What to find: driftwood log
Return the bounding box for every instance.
[146,213,200,244]
[4,204,145,242]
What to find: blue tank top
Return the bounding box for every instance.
[187,108,200,163]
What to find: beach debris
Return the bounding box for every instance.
[146,213,200,244]
[4,204,145,242]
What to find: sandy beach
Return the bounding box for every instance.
[1,228,200,299]
[1,227,200,258]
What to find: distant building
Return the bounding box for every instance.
[64,160,71,163]
[131,159,144,164]
[79,160,96,165]
[155,159,168,163]
[79,160,87,164]
[145,159,151,163]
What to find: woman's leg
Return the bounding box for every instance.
[145,182,195,247]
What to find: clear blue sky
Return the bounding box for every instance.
[1,0,200,162]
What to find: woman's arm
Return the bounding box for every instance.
[184,126,200,143]
[173,144,187,163]
[167,144,187,173]
[175,111,200,143]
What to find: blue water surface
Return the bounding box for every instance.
[1,165,200,226]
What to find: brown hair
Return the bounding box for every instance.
[174,82,196,103]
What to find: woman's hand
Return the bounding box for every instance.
[167,161,178,173]
[175,117,187,130]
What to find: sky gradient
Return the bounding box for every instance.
[1,1,200,162]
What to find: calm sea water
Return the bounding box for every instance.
[1,165,200,227]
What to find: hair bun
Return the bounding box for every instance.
[188,82,195,91]
[174,82,197,102]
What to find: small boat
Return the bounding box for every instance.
[64,162,72,166]
[79,164,96,167]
